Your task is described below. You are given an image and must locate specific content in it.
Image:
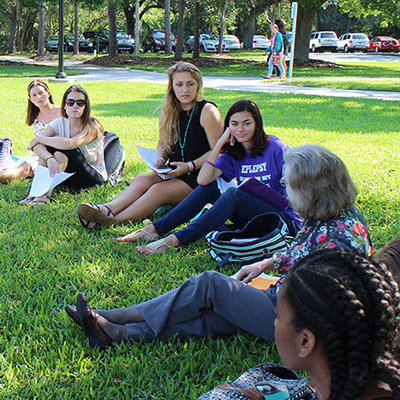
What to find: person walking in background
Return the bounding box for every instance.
[263,22,285,80]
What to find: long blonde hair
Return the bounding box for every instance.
[159,62,204,152]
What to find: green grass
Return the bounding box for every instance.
[0,79,399,398]
[0,65,84,77]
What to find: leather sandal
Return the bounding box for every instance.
[78,203,118,227]
[136,238,172,255]
[116,228,160,243]
[65,304,81,326]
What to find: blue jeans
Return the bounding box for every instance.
[267,53,284,76]
[153,181,297,246]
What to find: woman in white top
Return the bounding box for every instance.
[3,80,59,190]
[26,85,107,206]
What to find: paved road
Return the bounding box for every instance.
[2,55,400,101]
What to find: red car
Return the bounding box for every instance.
[368,36,400,52]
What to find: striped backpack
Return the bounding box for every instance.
[205,212,290,268]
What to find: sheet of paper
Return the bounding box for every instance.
[28,165,75,197]
[135,145,172,173]
[230,271,279,290]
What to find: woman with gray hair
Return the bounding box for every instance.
[66,144,372,350]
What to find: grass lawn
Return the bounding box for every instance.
[0,78,399,399]
[0,65,84,77]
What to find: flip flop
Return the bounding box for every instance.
[116,228,160,243]
[28,194,51,207]
[78,203,118,227]
[136,238,172,255]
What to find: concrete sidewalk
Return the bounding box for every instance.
[2,56,400,101]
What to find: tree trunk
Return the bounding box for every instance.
[37,2,46,56]
[218,1,228,55]
[74,0,79,55]
[8,0,21,53]
[237,9,256,49]
[108,0,117,56]
[294,3,319,61]
[165,0,172,55]
[174,0,185,60]
[123,5,135,37]
[20,10,38,51]
[193,1,199,58]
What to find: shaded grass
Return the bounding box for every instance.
[0,79,399,398]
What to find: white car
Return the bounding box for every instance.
[186,34,229,53]
[252,35,271,50]
[223,35,241,50]
[309,31,338,52]
[337,33,369,52]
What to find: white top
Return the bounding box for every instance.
[49,117,107,180]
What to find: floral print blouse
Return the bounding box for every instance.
[273,206,372,290]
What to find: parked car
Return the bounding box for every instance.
[116,32,135,53]
[142,30,176,53]
[65,34,94,53]
[368,36,400,52]
[223,35,241,50]
[45,35,74,53]
[337,33,369,52]
[309,31,338,52]
[83,30,109,52]
[186,34,229,53]
[252,35,271,50]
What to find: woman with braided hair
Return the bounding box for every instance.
[274,248,400,399]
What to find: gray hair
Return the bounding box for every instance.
[284,144,357,221]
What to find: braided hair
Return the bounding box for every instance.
[283,248,400,399]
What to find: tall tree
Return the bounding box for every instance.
[218,0,229,54]
[37,1,46,56]
[8,0,22,53]
[73,0,79,55]
[165,0,172,54]
[174,0,185,59]
[108,0,117,55]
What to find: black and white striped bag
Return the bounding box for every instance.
[205,212,290,268]
[0,138,12,171]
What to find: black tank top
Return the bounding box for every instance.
[168,100,215,189]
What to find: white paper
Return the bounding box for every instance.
[230,271,279,281]
[135,145,172,173]
[28,165,75,197]
[216,176,237,194]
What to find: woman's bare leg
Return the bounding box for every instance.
[114,178,193,222]
[0,162,33,184]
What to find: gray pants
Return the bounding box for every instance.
[126,271,276,341]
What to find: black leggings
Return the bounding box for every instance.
[47,146,105,190]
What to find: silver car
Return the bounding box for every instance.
[186,34,230,53]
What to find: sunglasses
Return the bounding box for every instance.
[65,99,86,107]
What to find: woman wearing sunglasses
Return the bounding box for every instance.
[25,85,107,205]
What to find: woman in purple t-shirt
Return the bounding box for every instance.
[118,100,301,254]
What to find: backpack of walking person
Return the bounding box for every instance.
[205,212,290,268]
[103,131,126,185]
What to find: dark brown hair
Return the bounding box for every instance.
[222,100,269,160]
[26,80,55,126]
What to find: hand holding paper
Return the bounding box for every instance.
[28,165,75,197]
[135,145,172,174]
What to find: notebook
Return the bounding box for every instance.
[238,178,289,211]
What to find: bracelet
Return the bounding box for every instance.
[46,155,54,161]
[158,157,166,164]
[204,159,217,168]
[187,161,195,175]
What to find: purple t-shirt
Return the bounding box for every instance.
[215,136,303,227]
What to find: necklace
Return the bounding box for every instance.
[178,104,196,161]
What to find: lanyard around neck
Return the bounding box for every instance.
[178,104,196,161]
